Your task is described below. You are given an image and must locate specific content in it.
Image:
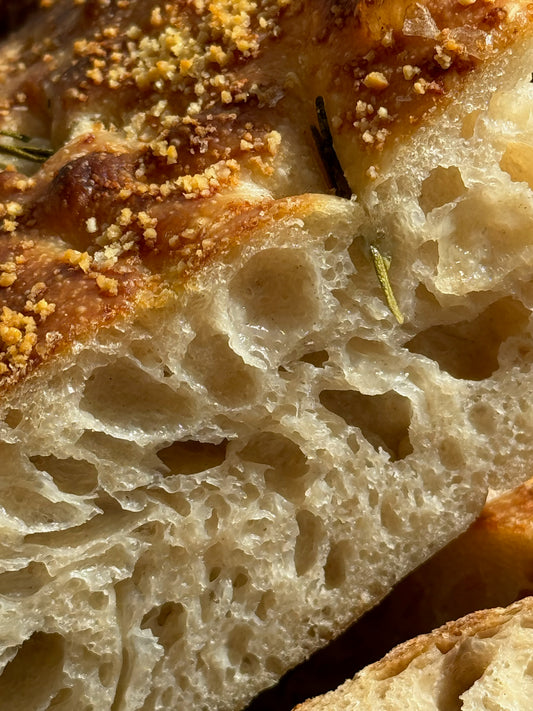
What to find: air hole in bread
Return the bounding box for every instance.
[227,624,252,667]
[30,455,98,495]
[0,562,52,597]
[4,408,23,429]
[80,358,195,431]
[229,248,319,334]
[406,297,530,381]
[265,655,284,675]
[0,632,65,707]
[2,486,79,531]
[161,686,175,704]
[129,339,167,371]
[240,432,309,503]
[324,541,350,590]
[205,493,231,537]
[419,166,467,214]
[48,688,74,708]
[436,638,494,711]
[98,662,114,687]
[76,430,146,475]
[438,438,466,470]
[233,571,249,590]
[141,601,187,652]
[241,653,260,675]
[255,590,275,621]
[500,141,533,191]
[294,510,324,577]
[299,350,329,368]
[380,499,405,536]
[320,390,413,461]
[89,591,108,611]
[461,108,482,139]
[157,439,227,476]
[184,331,258,406]
[468,402,497,436]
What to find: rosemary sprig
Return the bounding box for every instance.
[369,245,405,325]
[311,96,352,199]
[0,130,54,164]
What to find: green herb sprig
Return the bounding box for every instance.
[369,245,404,325]
[0,130,54,164]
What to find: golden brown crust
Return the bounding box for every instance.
[291,0,533,188]
[1,0,533,388]
[478,479,533,534]
[331,596,533,686]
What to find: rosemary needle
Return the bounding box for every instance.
[312,96,352,199]
[0,129,31,142]
[370,245,405,325]
[0,130,54,164]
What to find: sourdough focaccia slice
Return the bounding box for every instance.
[2,2,533,709]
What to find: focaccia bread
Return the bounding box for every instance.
[2,2,533,710]
[292,597,533,711]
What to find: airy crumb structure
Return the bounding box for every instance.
[1,2,533,710]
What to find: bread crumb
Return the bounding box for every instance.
[2,219,17,232]
[25,298,56,321]
[86,217,98,233]
[0,306,37,372]
[413,79,429,95]
[363,72,389,91]
[95,274,119,296]
[62,249,93,273]
[0,272,16,287]
[403,65,421,80]
[6,202,23,217]
[0,261,17,286]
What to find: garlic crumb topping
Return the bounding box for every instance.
[363,72,390,91]
[0,306,37,374]
[94,273,119,296]
[25,298,56,321]
[62,249,93,273]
